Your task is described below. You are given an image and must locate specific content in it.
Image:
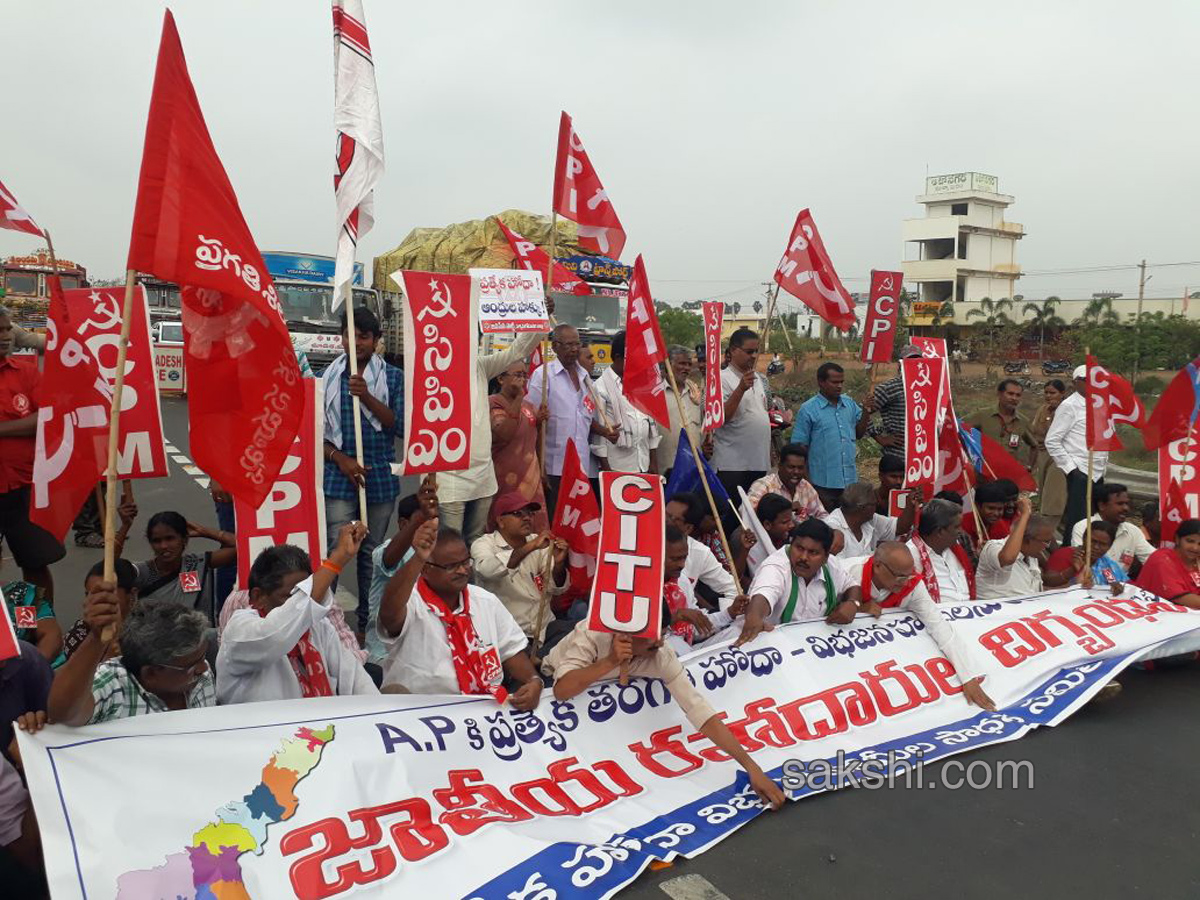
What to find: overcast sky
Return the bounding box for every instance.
[5,1,1199,311]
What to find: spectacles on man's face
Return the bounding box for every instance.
[154,656,208,678]
[425,557,474,574]
[878,559,917,584]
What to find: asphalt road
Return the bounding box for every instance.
[39,399,1200,899]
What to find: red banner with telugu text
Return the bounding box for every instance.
[861,270,902,363]
[396,271,475,474]
[902,357,945,488]
[701,301,724,432]
[587,472,665,641]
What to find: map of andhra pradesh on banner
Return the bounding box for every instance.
[470,267,549,333]
[20,587,1200,900]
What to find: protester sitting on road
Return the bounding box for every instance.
[1045,520,1126,588]
[128,510,236,610]
[1140,500,1161,548]
[48,593,215,724]
[907,498,975,603]
[734,493,798,580]
[659,525,743,656]
[836,543,996,710]
[543,601,783,810]
[962,479,1017,546]
[665,492,745,610]
[217,527,379,703]
[975,498,1061,600]
[874,455,906,515]
[471,495,569,649]
[1069,482,1156,576]
[378,519,542,708]
[744,443,825,525]
[825,482,918,558]
[0,639,51,763]
[60,559,138,663]
[3,566,62,666]
[1134,518,1200,607]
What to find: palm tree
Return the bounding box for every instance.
[965,296,1014,329]
[1079,296,1119,326]
[1021,295,1066,360]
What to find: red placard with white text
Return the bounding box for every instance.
[1159,437,1200,545]
[701,301,724,431]
[587,472,665,640]
[902,357,945,488]
[395,271,476,474]
[861,271,902,363]
[233,379,326,588]
[65,286,167,478]
[912,336,947,358]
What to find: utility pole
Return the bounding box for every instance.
[1132,258,1147,385]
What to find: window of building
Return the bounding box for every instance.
[951,203,968,216]
[957,236,968,259]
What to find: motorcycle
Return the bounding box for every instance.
[1003,360,1030,375]
[1041,359,1070,375]
[766,359,786,377]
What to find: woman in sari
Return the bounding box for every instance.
[1134,518,1200,606]
[1030,379,1068,534]
[488,362,549,532]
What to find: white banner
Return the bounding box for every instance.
[20,587,1200,899]
[471,268,549,333]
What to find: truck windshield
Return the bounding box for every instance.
[275,283,378,328]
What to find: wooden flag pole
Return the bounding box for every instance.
[343,287,369,523]
[1083,347,1094,574]
[662,360,741,588]
[530,545,555,666]
[538,214,557,478]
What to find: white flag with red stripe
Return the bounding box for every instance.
[332,0,384,309]
[0,178,45,237]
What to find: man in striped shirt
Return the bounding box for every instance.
[867,344,924,464]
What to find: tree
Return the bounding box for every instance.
[1021,295,1065,360]
[965,297,1017,376]
[1078,296,1119,327]
[656,306,703,349]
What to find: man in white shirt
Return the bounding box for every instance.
[660,525,741,656]
[713,328,771,499]
[590,330,662,474]
[665,492,741,611]
[378,519,542,708]
[1069,482,1156,574]
[218,526,379,704]
[470,495,569,646]
[838,544,996,711]
[906,498,974,604]
[526,324,619,511]
[825,482,916,558]
[1045,366,1107,541]
[976,498,1057,600]
[735,519,851,646]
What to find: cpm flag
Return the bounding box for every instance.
[622,255,670,428]
[861,270,902,363]
[773,209,856,332]
[127,12,302,509]
[1142,355,1200,450]
[550,441,601,607]
[495,218,590,296]
[552,112,627,260]
[332,0,384,310]
[1086,354,1147,451]
[30,277,111,542]
[0,178,44,237]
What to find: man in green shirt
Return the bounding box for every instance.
[969,379,1036,469]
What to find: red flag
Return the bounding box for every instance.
[0,178,44,237]
[701,300,724,431]
[861,270,902,363]
[978,431,1037,492]
[587,471,665,641]
[126,12,302,508]
[495,218,590,296]
[773,209,856,332]
[30,277,111,542]
[1142,356,1200,450]
[901,357,944,487]
[552,112,627,260]
[0,603,18,662]
[526,341,544,387]
[551,441,601,606]
[912,336,947,358]
[622,255,670,428]
[1161,477,1190,546]
[934,403,973,497]
[1085,355,1146,451]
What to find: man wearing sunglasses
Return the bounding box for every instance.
[836,542,996,712]
[378,518,543,709]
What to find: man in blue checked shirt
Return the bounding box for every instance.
[790,362,874,512]
[321,306,404,643]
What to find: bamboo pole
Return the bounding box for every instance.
[1084,348,1094,574]
[538,213,557,477]
[343,287,369,523]
[530,542,555,666]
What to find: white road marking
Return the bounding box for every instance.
[660,875,733,900]
[162,438,211,495]
[196,477,210,490]
[172,455,191,465]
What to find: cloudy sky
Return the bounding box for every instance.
[4,1,1199,311]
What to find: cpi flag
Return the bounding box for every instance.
[701,300,724,431]
[901,357,945,487]
[64,286,166,479]
[395,271,475,474]
[587,471,665,641]
[332,0,384,310]
[495,218,590,296]
[552,112,627,259]
[1142,355,1200,450]
[912,336,947,358]
[235,380,327,588]
[773,209,856,332]
[622,256,670,428]
[1085,355,1146,451]
[127,11,302,509]
[550,441,601,602]
[861,270,902,363]
[30,278,111,542]
[1159,436,1200,544]
[0,177,44,237]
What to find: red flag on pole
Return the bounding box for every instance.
[978,431,1037,492]
[29,277,111,542]
[1085,355,1146,451]
[0,178,44,237]
[495,218,590,296]
[701,301,724,431]
[1161,476,1190,546]
[861,270,902,363]
[1142,356,1200,450]
[773,209,856,332]
[552,112,627,260]
[622,255,670,428]
[550,441,601,605]
[126,12,302,508]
